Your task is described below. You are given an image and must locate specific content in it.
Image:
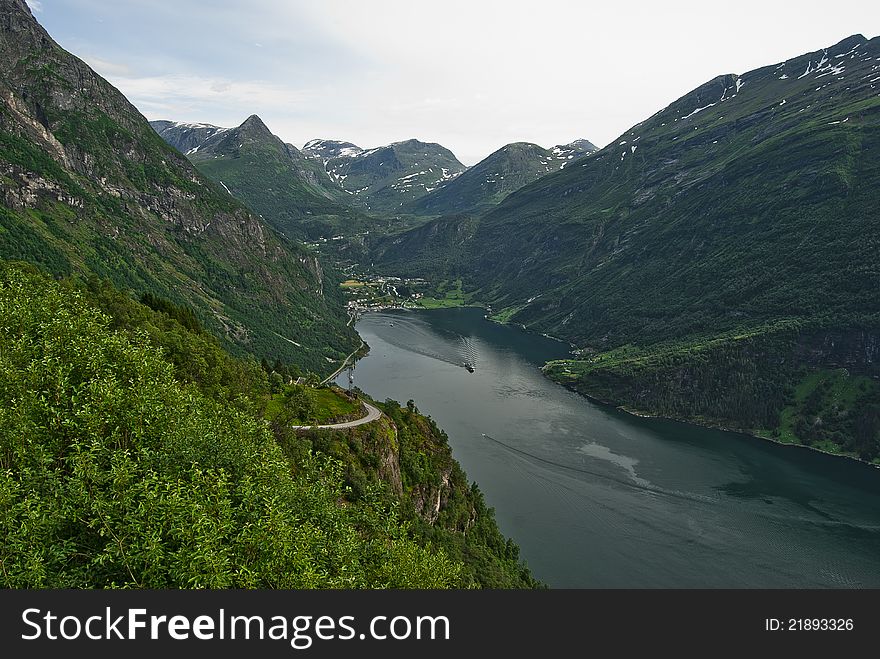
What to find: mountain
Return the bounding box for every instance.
[468,34,880,344]
[157,114,374,240]
[149,120,228,154]
[302,138,364,161]
[372,34,880,460]
[409,139,597,216]
[303,137,467,213]
[0,0,357,373]
[556,138,598,156]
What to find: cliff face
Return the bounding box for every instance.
[0,0,358,372]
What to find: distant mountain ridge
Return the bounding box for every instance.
[409,138,597,216]
[155,125,475,217]
[302,139,364,162]
[303,137,468,213]
[155,122,598,220]
[149,120,228,155]
[150,115,377,240]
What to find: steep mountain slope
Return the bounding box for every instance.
[304,137,467,213]
[373,34,880,459]
[0,0,357,373]
[409,139,597,216]
[471,34,880,344]
[370,213,480,277]
[174,114,373,239]
[0,262,468,588]
[149,120,228,155]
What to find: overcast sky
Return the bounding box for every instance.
[28,0,880,164]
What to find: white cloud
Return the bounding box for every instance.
[37,0,880,164]
[102,72,318,127]
[25,0,43,12]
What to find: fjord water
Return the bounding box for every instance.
[339,308,880,587]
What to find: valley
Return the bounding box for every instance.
[2,0,879,591]
[341,308,880,587]
[0,0,536,589]
[359,33,880,465]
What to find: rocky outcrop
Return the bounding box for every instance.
[411,469,454,526]
[150,120,227,155]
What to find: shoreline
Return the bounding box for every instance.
[551,377,880,471]
[320,339,367,385]
[483,312,577,349]
[350,305,877,471]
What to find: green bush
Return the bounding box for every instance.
[0,263,463,588]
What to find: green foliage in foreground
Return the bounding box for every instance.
[0,263,464,588]
[78,274,271,410]
[276,397,541,588]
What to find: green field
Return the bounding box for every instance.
[415,278,477,309]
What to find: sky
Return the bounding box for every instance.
[26,0,880,164]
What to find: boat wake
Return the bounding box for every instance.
[371,314,479,372]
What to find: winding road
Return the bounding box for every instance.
[320,340,366,385]
[289,400,382,430]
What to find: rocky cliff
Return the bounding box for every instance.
[0,0,358,372]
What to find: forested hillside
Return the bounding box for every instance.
[0,0,358,373]
[0,262,464,587]
[276,397,540,588]
[0,261,537,587]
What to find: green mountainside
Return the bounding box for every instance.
[5,0,878,592]
[371,34,880,460]
[304,137,467,213]
[409,139,597,216]
[472,36,880,345]
[302,138,363,162]
[0,0,357,374]
[0,0,537,589]
[272,392,539,588]
[0,261,535,587]
[168,114,374,240]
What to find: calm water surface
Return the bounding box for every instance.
[338,308,880,587]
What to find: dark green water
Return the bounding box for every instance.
[339,308,880,587]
